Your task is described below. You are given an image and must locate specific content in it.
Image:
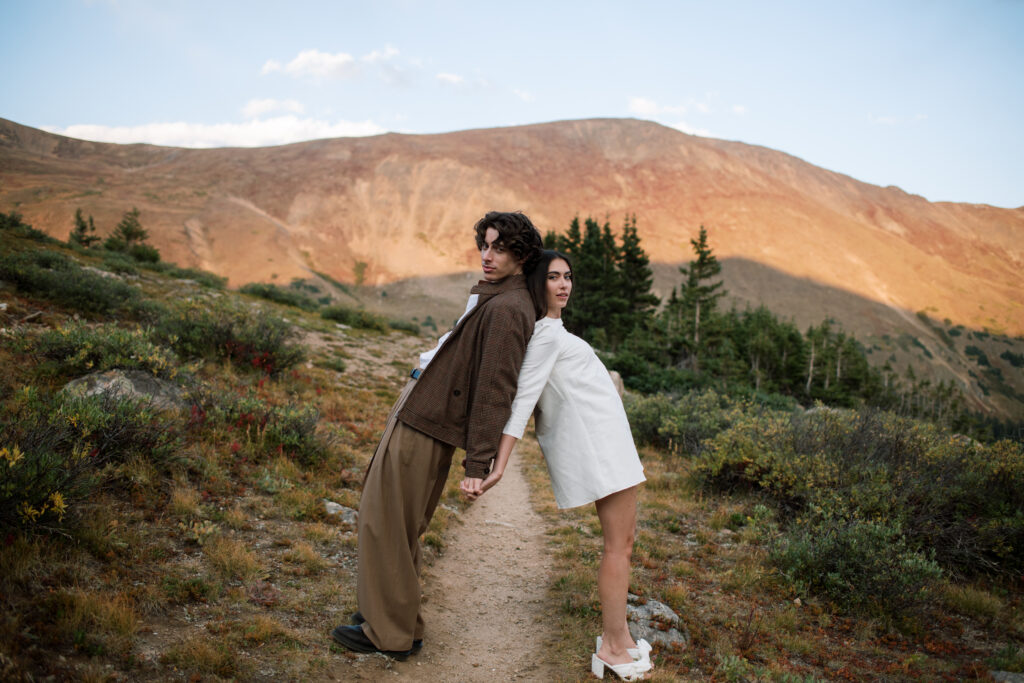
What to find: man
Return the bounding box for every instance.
[331,211,543,659]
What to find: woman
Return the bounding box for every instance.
[460,250,651,681]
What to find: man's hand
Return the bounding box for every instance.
[459,469,504,502]
[460,477,484,501]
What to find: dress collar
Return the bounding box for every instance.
[535,316,564,329]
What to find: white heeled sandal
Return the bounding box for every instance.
[596,636,652,662]
[591,652,650,681]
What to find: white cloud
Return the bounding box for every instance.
[262,46,404,82]
[362,45,399,64]
[242,98,305,118]
[512,88,535,102]
[668,120,712,137]
[436,72,465,85]
[732,105,747,115]
[262,49,358,79]
[44,116,387,148]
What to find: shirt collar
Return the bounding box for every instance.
[470,273,527,296]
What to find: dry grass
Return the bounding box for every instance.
[284,540,329,574]
[222,502,248,529]
[241,614,300,647]
[204,535,265,582]
[161,634,243,678]
[169,485,201,518]
[53,589,139,657]
[303,521,337,544]
[940,582,1004,621]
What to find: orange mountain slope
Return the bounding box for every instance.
[2,116,1022,416]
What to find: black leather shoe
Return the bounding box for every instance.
[330,624,413,660]
[350,612,423,654]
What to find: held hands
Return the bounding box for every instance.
[460,434,517,502]
[459,469,503,502]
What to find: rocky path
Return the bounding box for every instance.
[333,449,560,681]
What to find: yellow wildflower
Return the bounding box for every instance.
[1,445,24,466]
[18,501,43,523]
[49,491,67,521]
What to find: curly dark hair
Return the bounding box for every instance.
[473,211,544,275]
[527,250,573,320]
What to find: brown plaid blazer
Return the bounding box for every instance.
[397,274,534,479]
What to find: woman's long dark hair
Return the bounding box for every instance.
[526,249,572,320]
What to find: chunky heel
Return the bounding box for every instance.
[592,653,606,678]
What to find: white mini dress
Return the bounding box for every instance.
[503,317,646,509]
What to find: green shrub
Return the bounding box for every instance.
[128,243,160,263]
[696,408,1024,578]
[771,513,942,616]
[0,211,57,243]
[211,392,324,465]
[965,345,990,366]
[0,388,181,531]
[320,305,388,332]
[625,389,755,455]
[1000,350,1024,368]
[388,319,420,335]
[606,350,698,394]
[101,251,140,275]
[239,283,319,311]
[0,248,138,313]
[154,300,304,375]
[23,321,179,379]
[136,261,226,288]
[987,645,1024,674]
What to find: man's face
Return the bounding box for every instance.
[480,227,524,281]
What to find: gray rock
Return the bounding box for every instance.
[992,673,1024,683]
[626,596,689,649]
[62,369,185,411]
[324,500,358,525]
[608,370,624,398]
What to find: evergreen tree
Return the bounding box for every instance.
[105,207,148,250]
[617,215,659,324]
[667,225,726,373]
[69,208,100,247]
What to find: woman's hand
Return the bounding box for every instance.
[460,434,518,502]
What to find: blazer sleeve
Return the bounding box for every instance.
[462,302,533,478]
[502,325,559,439]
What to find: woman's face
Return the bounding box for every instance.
[544,258,572,317]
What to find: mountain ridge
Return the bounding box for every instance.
[2,115,1022,416]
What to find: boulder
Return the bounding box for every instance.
[608,370,625,398]
[626,594,689,650]
[324,499,358,525]
[62,369,186,411]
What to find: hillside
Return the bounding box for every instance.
[1,226,1021,681]
[1,116,1022,417]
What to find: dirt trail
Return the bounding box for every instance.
[334,450,559,681]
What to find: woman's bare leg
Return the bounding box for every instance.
[594,485,639,665]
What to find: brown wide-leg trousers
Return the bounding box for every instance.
[356,378,455,651]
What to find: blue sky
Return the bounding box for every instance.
[2,0,1022,208]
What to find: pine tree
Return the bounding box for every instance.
[674,226,726,372]
[106,207,148,249]
[69,208,100,247]
[617,215,659,322]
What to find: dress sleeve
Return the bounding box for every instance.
[502,324,560,439]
